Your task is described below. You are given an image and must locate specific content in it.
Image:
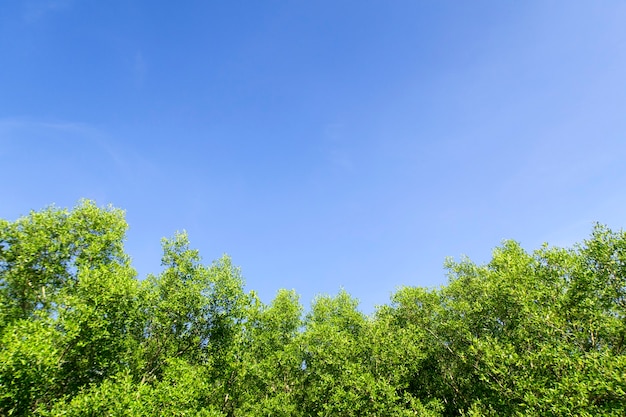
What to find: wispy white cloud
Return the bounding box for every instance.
[134,51,147,88]
[22,0,73,23]
[322,122,355,172]
[0,117,155,179]
[0,117,160,217]
[328,148,354,172]
[0,118,121,167]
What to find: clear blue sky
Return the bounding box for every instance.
[2,1,626,313]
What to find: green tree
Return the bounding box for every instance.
[296,290,442,416]
[3,201,625,416]
[389,228,626,416]
[237,289,304,416]
[138,232,251,416]
[0,201,139,415]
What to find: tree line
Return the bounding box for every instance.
[1,201,625,416]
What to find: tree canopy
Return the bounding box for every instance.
[1,201,625,415]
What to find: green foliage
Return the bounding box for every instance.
[388,232,626,416]
[0,317,60,415]
[41,364,225,417]
[237,289,304,416]
[2,202,625,415]
[0,201,137,415]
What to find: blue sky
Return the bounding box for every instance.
[2,1,626,313]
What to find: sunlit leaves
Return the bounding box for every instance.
[1,202,626,416]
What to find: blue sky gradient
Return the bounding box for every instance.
[2,1,626,312]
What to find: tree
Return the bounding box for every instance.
[386,229,626,416]
[2,201,625,416]
[138,232,251,416]
[236,289,304,416]
[0,200,139,415]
